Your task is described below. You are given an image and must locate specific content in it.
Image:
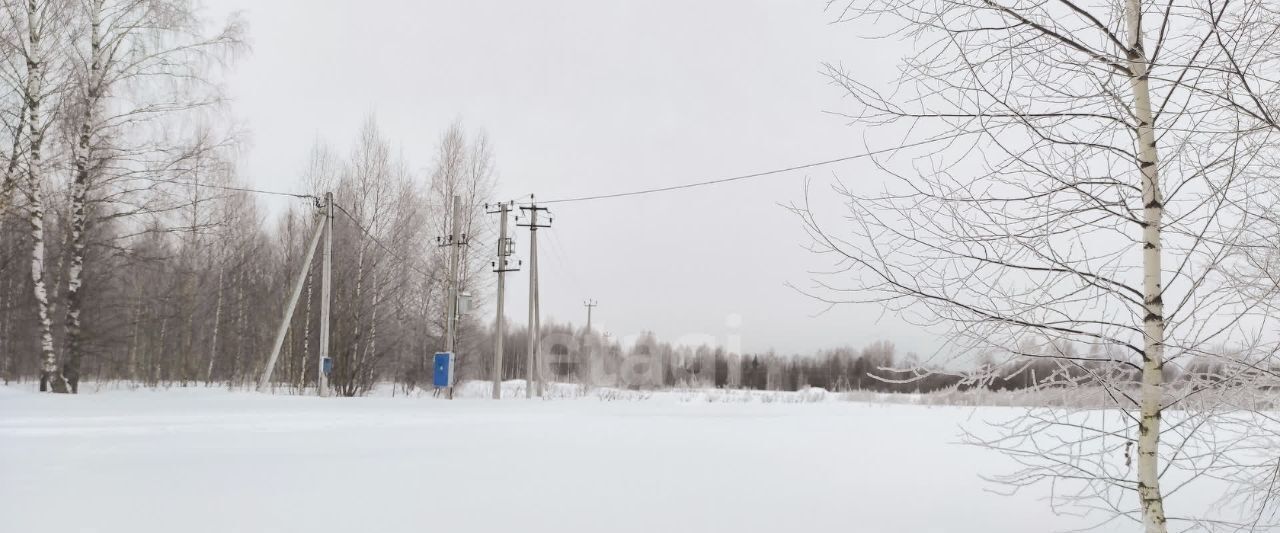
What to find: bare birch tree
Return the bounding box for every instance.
[425,122,496,381]
[55,0,241,392]
[2,0,72,392]
[264,117,439,395]
[798,0,1280,529]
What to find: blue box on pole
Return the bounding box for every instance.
[322,357,333,376]
[433,352,453,388]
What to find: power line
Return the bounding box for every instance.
[184,181,318,201]
[332,201,433,280]
[544,229,585,296]
[538,135,959,205]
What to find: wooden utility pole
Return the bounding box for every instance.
[518,203,551,398]
[488,201,519,400]
[317,192,333,396]
[436,195,465,399]
[258,208,326,392]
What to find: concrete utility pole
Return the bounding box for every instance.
[533,284,543,396]
[258,209,326,392]
[584,299,598,335]
[436,195,465,399]
[518,202,551,398]
[489,201,519,400]
[318,192,334,396]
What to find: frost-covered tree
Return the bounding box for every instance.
[797,0,1280,529]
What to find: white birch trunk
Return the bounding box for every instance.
[23,15,58,391]
[127,282,141,382]
[0,102,24,230]
[155,313,167,385]
[233,267,246,386]
[181,271,196,385]
[22,0,65,393]
[365,269,380,389]
[206,271,224,384]
[1125,1,1168,531]
[345,238,366,396]
[63,0,103,394]
[298,269,312,389]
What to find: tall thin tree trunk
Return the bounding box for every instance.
[206,271,224,384]
[179,201,199,386]
[298,269,312,389]
[63,186,87,393]
[127,285,141,382]
[365,269,380,392]
[1125,1,1167,531]
[27,143,61,393]
[233,266,246,387]
[281,328,291,394]
[64,0,106,393]
[1,274,11,384]
[23,0,66,394]
[154,311,167,385]
[181,271,196,385]
[345,240,366,397]
[0,101,25,235]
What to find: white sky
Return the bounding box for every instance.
[204,0,939,356]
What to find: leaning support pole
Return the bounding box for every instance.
[257,215,326,392]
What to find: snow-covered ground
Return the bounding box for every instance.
[0,383,1217,532]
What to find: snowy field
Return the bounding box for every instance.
[0,383,1221,532]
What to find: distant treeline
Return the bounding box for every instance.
[454,326,1239,396]
[405,327,1010,395]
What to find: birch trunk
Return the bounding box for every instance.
[205,271,224,384]
[154,313,167,385]
[179,172,201,386]
[181,271,195,385]
[22,0,65,393]
[63,179,87,392]
[344,239,366,397]
[0,102,24,230]
[127,282,141,382]
[233,267,245,386]
[298,269,312,389]
[1,275,11,383]
[365,269,380,392]
[63,0,104,394]
[1125,1,1167,531]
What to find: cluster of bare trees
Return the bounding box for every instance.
[278,119,497,397]
[0,108,503,397]
[0,0,242,392]
[799,0,1280,529]
[0,0,506,397]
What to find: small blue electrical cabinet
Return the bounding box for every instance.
[322,356,333,376]
[433,352,454,388]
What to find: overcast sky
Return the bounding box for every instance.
[203,0,936,356]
